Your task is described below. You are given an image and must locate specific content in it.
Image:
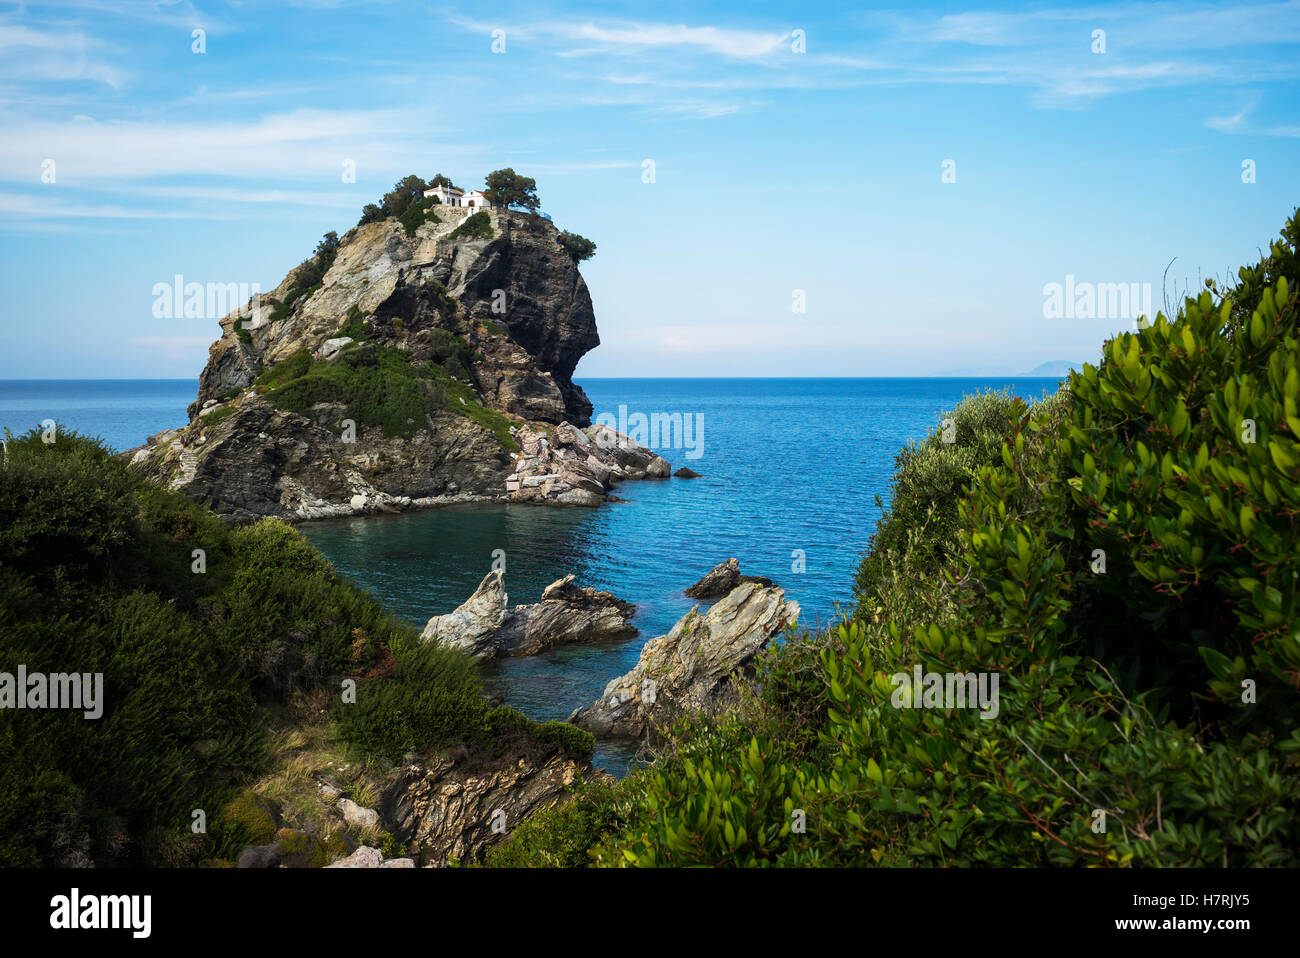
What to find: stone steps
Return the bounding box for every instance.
[171,448,199,489]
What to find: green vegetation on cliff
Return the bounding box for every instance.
[251,341,518,449]
[0,430,571,865]
[492,209,1300,867]
[557,230,597,262]
[449,211,493,242]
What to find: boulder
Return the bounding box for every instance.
[420,570,635,660]
[572,582,799,740]
[235,842,281,869]
[674,467,702,479]
[327,845,383,868]
[319,336,354,360]
[134,211,620,518]
[338,797,380,830]
[684,558,775,599]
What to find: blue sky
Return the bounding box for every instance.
[1,0,1297,379]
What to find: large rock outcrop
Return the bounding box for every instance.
[421,570,636,660]
[126,207,673,519]
[381,750,594,865]
[572,581,800,740]
[506,421,670,508]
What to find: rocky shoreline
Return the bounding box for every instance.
[225,560,799,867]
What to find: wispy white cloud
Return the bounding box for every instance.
[0,189,237,219]
[560,22,788,60]
[0,107,466,183]
[0,22,128,88]
[1206,103,1254,132]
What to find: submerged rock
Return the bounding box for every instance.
[684,557,775,599]
[572,581,799,740]
[420,570,636,660]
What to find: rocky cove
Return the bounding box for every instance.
[220,557,800,869]
[106,183,1057,867]
[116,188,805,865]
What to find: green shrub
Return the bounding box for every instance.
[484,775,632,868]
[333,641,592,766]
[201,405,237,428]
[334,304,370,341]
[853,389,1058,629]
[557,230,596,262]
[449,211,492,242]
[400,195,441,237]
[255,345,432,439]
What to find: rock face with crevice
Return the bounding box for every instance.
[572,581,800,740]
[421,570,636,660]
[380,750,596,865]
[127,207,668,519]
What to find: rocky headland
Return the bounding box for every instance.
[127,204,670,521]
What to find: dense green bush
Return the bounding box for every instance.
[356,174,458,229]
[0,431,264,865]
[482,775,633,868]
[334,641,594,765]
[557,230,596,262]
[491,209,1300,868]
[256,344,437,439]
[449,211,493,242]
[400,195,441,237]
[853,389,1065,631]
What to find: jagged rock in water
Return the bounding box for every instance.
[674,467,702,478]
[503,421,667,507]
[420,570,636,660]
[584,423,671,479]
[684,557,775,599]
[380,750,595,865]
[572,581,800,740]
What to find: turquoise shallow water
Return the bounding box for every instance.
[1,376,1064,776]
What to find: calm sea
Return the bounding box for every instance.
[2,377,1064,775]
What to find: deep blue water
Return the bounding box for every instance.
[0,380,195,452]
[1,377,1064,776]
